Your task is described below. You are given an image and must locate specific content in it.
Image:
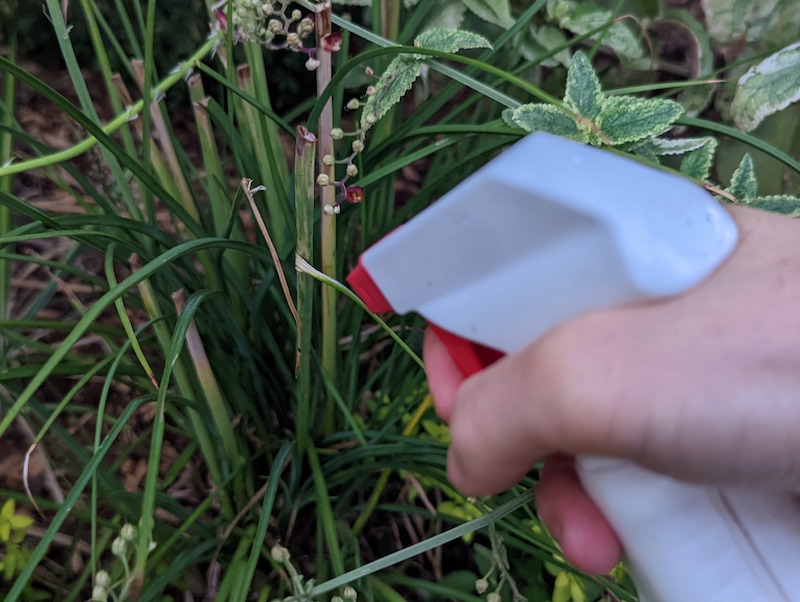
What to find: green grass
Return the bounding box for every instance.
[0,0,798,600]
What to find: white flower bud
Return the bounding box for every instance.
[92,585,108,602]
[262,2,273,14]
[316,174,330,186]
[333,204,341,214]
[366,86,377,96]
[346,98,361,111]
[111,536,127,557]
[364,113,377,125]
[120,523,136,541]
[475,579,489,594]
[95,570,111,588]
[286,32,300,46]
[343,586,357,600]
[323,204,336,215]
[305,58,320,71]
[487,593,501,602]
[322,154,335,166]
[267,19,282,33]
[291,9,302,20]
[270,544,291,563]
[352,139,365,153]
[365,66,374,76]
[346,164,358,177]
[331,128,345,140]
[331,597,344,602]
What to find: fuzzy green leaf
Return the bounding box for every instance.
[519,25,571,68]
[463,0,515,28]
[727,154,758,202]
[731,41,800,132]
[599,96,684,144]
[565,51,604,120]
[648,136,716,156]
[747,195,800,216]
[679,137,718,180]
[701,0,800,45]
[551,0,645,62]
[511,104,584,140]
[360,57,422,128]
[414,28,493,54]
[428,1,467,30]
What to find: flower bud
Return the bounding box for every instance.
[95,571,111,588]
[346,164,358,177]
[323,204,336,215]
[346,98,361,111]
[345,186,365,204]
[487,593,501,602]
[120,523,136,541]
[316,174,330,186]
[475,579,489,594]
[333,204,341,214]
[366,86,377,96]
[352,139,365,153]
[364,113,377,125]
[92,585,108,602]
[305,58,320,71]
[270,544,291,563]
[322,154,335,166]
[262,3,273,14]
[331,128,345,140]
[291,9,302,20]
[286,32,301,46]
[267,19,282,33]
[111,536,127,557]
[343,586,357,600]
[365,66,375,76]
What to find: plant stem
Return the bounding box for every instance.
[295,126,317,454]
[0,24,16,365]
[316,2,338,435]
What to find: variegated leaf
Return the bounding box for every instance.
[727,154,758,202]
[414,28,492,54]
[679,137,718,181]
[511,104,584,141]
[565,51,604,120]
[463,0,515,28]
[731,41,800,132]
[599,96,684,144]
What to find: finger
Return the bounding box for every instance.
[423,329,465,423]
[537,455,621,575]
[446,313,641,497]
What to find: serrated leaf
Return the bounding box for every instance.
[511,104,584,141]
[701,0,792,44]
[428,1,467,30]
[463,0,515,28]
[747,195,800,216]
[731,41,800,132]
[518,25,570,68]
[501,108,521,128]
[599,96,684,144]
[648,136,715,156]
[552,1,645,62]
[727,154,758,202]
[679,137,718,181]
[360,57,422,128]
[565,51,604,120]
[414,28,492,54]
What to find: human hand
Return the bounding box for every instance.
[423,206,800,574]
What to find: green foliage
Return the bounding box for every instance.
[731,41,800,132]
[361,27,491,127]
[1,0,799,600]
[509,51,683,147]
[0,500,34,581]
[727,154,758,202]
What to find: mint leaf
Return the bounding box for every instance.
[748,195,800,216]
[414,28,492,54]
[599,96,684,144]
[361,57,422,127]
[510,104,584,140]
[727,154,758,202]
[731,41,800,132]
[463,0,515,28]
[679,137,718,180]
[565,51,604,120]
